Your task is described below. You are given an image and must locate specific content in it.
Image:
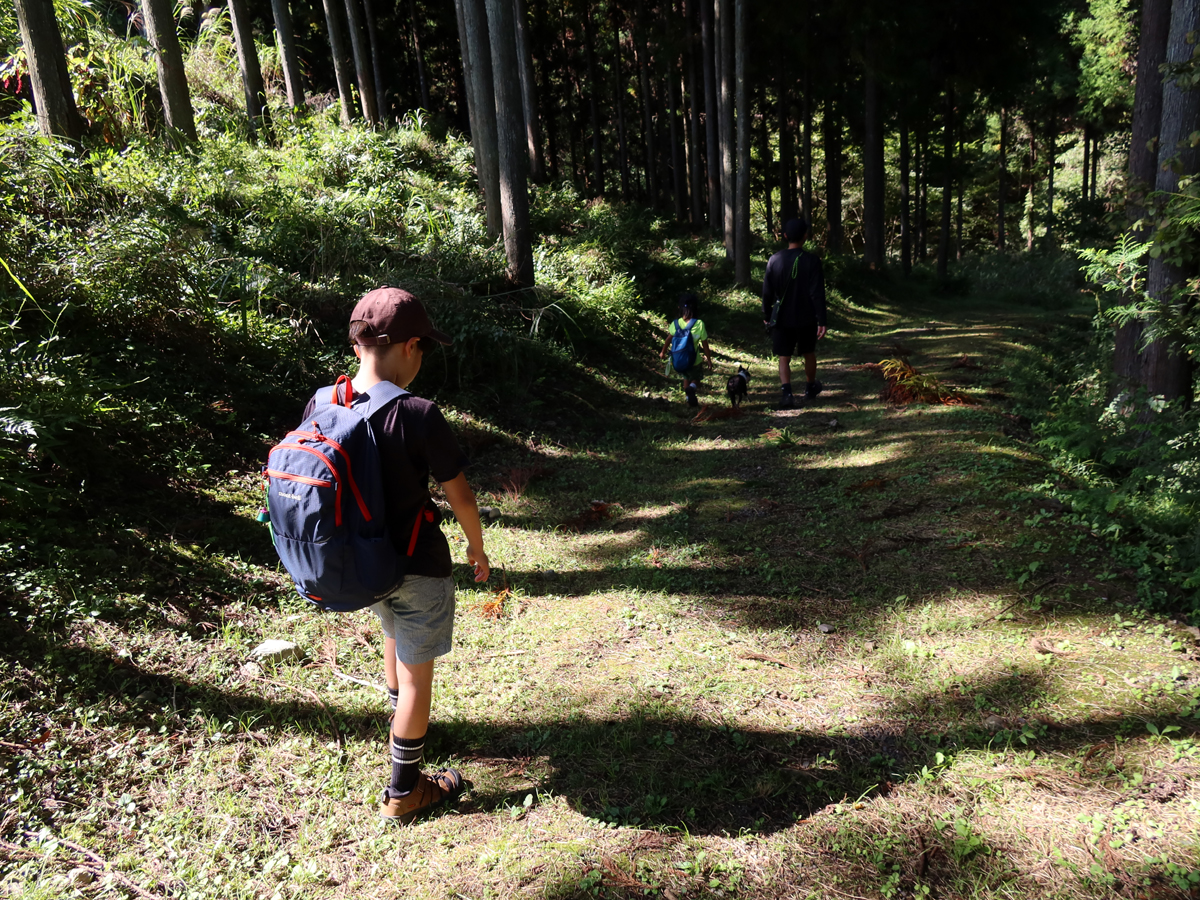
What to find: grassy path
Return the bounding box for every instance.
[4,292,1200,900]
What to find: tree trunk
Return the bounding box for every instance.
[142,0,197,140]
[13,0,86,141]
[685,0,704,227]
[269,0,305,111]
[717,0,735,257]
[1114,0,1171,392]
[1141,0,1200,402]
[1092,136,1101,199]
[1026,119,1036,251]
[1128,0,1173,224]
[1082,125,1091,202]
[777,81,793,224]
[669,65,686,219]
[343,0,379,123]
[998,107,1006,249]
[759,85,773,235]
[611,9,631,200]
[824,93,842,253]
[406,0,428,111]
[1046,121,1056,242]
[956,130,963,259]
[733,0,750,283]
[862,30,885,268]
[485,0,534,286]
[363,0,386,115]
[801,69,812,224]
[937,84,953,279]
[701,0,721,230]
[917,131,927,260]
[514,0,544,181]
[456,0,501,237]
[583,1,603,195]
[900,118,911,274]
[635,3,657,206]
[320,0,356,124]
[228,0,269,140]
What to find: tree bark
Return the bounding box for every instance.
[142,0,197,140]
[13,0,86,141]
[717,0,735,257]
[1046,121,1056,242]
[635,2,658,205]
[998,107,1007,249]
[486,0,534,286]
[863,30,885,268]
[583,1,603,195]
[1082,125,1090,202]
[701,0,721,230]
[801,67,812,224]
[758,84,772,235]
[456,0,501,237]
[363,0,386,115]
[269,0,305,111]
[685,0,704,227]
[1141,0,1200,402]
[937,84,953,279]
[1092,138,1101,199]
[611,9,631,200]
[777,80,793,224]
[824,92,842,253]
[320,0,356,124]
[1128,0,1173,225]
[514,0,544,181]
[228,0,269,140]
[342,0,379,123]
[900,118,911,275]
[733,0,750,284]
[669,60,686,220]
[916,130,927,260]
[406,0,428,111]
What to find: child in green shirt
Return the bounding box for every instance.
[659,292,713,407]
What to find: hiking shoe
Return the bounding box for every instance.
[777,392,796,410]
[686,390,699,407]
[805,381,824,400]
[380,768,464,824]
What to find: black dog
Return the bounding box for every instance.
[726,365,750,407]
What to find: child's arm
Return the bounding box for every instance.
[440,473,491,583]
[701,339,713,370]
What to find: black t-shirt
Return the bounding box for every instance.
[761,248,827,328]
[302,388,468,578]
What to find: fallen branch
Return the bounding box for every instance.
[17,832,168,900]
[740,652,797,669]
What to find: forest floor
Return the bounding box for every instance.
[3,284,1200,900]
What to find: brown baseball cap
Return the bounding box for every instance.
[349,286,452,346]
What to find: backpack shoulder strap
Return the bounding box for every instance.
[312,378,409,420]
[682,318,696,335]
[354,380,409,419]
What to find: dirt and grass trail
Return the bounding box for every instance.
[5,290,1200,900]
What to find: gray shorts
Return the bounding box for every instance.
[369,575,456,665]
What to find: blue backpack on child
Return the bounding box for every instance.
[669,319,698,373]
[263,375,434,613]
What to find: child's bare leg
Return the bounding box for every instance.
[778,356,792,386]
[804,352,817,383]
[392,659,434,740]
[384,637,398,691]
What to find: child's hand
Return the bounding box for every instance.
[467,544,490,583]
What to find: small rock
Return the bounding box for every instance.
[240,661,263,678]
[864,641,876,652]
[135,691,156,703]
[983,714,1006,732]
[249,640,303,664]
[826,419,839,429]
[479,506,502,523]
[818,623,835,634]
[68,868,95,888]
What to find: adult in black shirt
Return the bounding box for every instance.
[761,218,827,409]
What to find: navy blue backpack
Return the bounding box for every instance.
[264,375,434,612]
[669,318,698,372]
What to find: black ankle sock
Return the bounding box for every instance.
[781,383,793,395]
[390,733,425,795]
[386,686,399,709]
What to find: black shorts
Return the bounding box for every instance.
[772,323,818,357]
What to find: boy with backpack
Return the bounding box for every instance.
[268,286,490,824]
[659,292,713,407]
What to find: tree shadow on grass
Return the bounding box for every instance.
[5,633,1187,840]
